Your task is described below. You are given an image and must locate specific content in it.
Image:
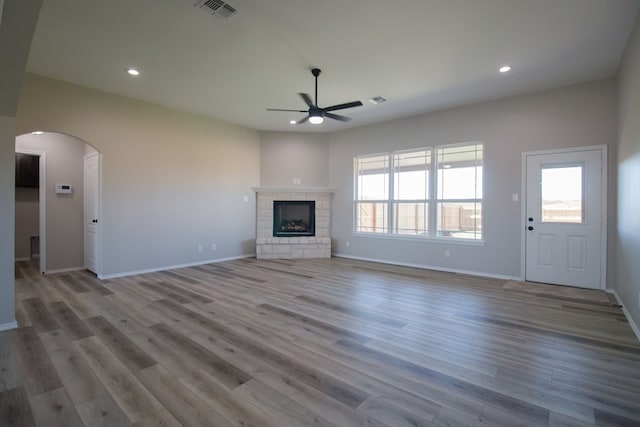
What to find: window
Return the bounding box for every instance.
[540,164,583,223]
[354,142,483,240]
[355,154,389,233]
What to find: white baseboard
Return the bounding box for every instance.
[606,289,640,341]
[98,254,256,280]
[332,253,520,281]
[15,257,31,262]
[0,320,18,332]
[45,266,86,275]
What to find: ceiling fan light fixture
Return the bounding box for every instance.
[309,115,324,124]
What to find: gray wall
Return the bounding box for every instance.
[14,187,38,260]
[17,74,260,278]
[260,131,329,187]
[617,14,640,332]
[0,0,42,329]
[16,133,87,271]
[0,115,17,329]
[328,80,617,279]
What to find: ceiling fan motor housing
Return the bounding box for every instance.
[309,106,324,118]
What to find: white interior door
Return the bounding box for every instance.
[525,148,604,289]
[84,153,99,274]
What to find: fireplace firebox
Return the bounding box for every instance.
[273,200,315,237]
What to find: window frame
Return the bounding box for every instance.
[353,142,484,243]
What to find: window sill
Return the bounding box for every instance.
[351,232,486,246]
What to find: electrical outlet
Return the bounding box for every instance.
[445,249,450,258]
[243,195,249,202]
[197,244,203,252]
[346,241,350,248]
[212,243,217,251]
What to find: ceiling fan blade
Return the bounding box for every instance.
[323,100,363,112]
[297,116,310,124]
[299,93,314,107]
[325,112,351,122]
[266,108,308,112]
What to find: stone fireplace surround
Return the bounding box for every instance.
[253,188,333,259]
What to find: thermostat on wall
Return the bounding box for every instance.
[55,184,73,194]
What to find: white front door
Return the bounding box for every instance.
[84,153,99,274]
[524,147,605,289]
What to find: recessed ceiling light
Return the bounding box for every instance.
[499,65,512,73]
[289,120,297,125]
[31,131,44,135]
[126,68,140,76]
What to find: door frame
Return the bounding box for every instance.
[520,145,607,288]
[15,148,47,274]
[83,152,102,276]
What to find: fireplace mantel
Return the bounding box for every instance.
[252,187,336,193]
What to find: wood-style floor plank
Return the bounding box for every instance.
[13,326,63,397]
[3,257,640,427]
[73,336,163,423]
[0,387,36,427]
[0,331,22,393]
[136,364,233,427]
[38,330,107,405]
[28,387,84,427]
[180,368,282,427]
[74,392,133,427]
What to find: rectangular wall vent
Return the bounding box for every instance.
[195,0,237,20]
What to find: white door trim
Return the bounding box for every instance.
[520,145,607,288]
[15,148,46,274]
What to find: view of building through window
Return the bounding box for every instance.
[355,143,483,240]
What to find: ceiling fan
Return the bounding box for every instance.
[267,68,363,124]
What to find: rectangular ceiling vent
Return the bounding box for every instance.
[195,0,237,20]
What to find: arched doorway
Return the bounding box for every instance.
[15,132,101,276]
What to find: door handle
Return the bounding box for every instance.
[528,226,534,231]
[92,219,98,223]
[528,217,534,222]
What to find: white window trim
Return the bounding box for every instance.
[354,142,484,243]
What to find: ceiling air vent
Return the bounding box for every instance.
[195,0,237,20]
[367,96,387,105]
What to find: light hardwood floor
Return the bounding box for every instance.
[2,257,640,426]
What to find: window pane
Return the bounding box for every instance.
[356,155,388,200]
[437,202,482,239]
[394,202,428,235]
[437,144,483,200]
[541,166,583,223]
[356,202,388,233]
[394,150,430,200]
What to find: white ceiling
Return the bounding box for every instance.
[26,0,640,132]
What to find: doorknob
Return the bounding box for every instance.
[92,219,98,223]
[528,226,534,231]
[528,217,534,222]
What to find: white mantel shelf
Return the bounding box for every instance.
[251,187,336,193]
